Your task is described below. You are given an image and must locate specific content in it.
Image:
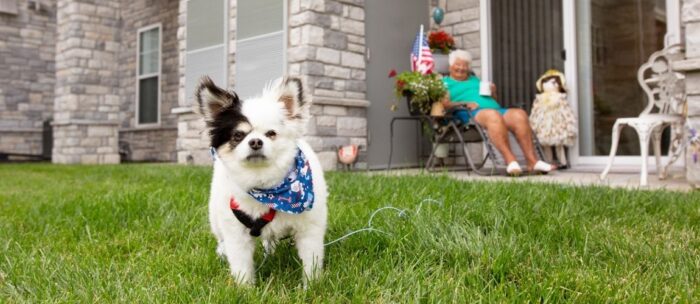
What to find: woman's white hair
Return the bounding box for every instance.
[449,50,472,66]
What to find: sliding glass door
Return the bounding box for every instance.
[575,0,668,158]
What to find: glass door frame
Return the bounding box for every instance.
[562,0,682,167]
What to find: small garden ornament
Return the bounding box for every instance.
[529,69,577,167]
[337,144,359,170]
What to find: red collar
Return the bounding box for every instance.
[229,197,276,237]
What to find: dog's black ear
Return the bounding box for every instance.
[194,76,240,122]
[277,77,309,120]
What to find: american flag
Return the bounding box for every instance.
[411,25,434,75]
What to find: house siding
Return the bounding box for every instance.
[52,0,122,164]
[173,0,231,165]
[430,0,482,74]
[174,0,370,169]
[678,0,700,186]
[0,0,56,155]
[117,0,179,162]
[288,0,369,169]
[2,0,699,182]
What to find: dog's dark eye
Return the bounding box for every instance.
[265,130,277,138]
[232,131,246,141]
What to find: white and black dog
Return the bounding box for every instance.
[194,76,328,285]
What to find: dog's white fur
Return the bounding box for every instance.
[196,77,327,285]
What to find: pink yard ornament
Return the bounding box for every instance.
[338,145,358,165]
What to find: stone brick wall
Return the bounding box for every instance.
[118,0,179,128]
[677,0,700,186]
[53,0,121,164]
[173,0,212,164]
[176,112,209,164]
[117,0,179,162]
[0,129,43,156]
[175,0,371,170]
[430,0,482,73]
[288,0,367,100]
[227,0,237,89]
[119,128,177,162]
[0,0,56,155]
[287,0,370,169]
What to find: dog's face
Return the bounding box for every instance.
[195,76,309,169]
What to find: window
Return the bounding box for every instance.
[137,24,161,125]
[235,0,285,98]
[185,0,227,103]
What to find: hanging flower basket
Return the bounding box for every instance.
[428,30,455,54]
[391,71,447,116]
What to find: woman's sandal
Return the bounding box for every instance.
[531,160,556,175]
[506,161,522,176]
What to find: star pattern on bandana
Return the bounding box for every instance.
[247,149,314,214]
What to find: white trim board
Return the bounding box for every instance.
[135,23,162,128]
[479,0,492,82]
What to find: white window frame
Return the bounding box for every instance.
[136,23,162,127]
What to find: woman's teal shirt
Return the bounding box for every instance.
[443,75,501,109]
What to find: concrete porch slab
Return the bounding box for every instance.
[374,166,694,192]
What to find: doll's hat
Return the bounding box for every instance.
[536,69,566,93]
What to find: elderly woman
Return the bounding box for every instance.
[441,50,555,175]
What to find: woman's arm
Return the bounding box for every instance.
[441,91,478,110]
[490,83,498,101]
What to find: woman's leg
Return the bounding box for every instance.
[502,109,539,168]
[474,109,517,165]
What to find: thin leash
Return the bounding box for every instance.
[255,198,443,271]
[209,147,444,270]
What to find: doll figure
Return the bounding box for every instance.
[529,69,577,167]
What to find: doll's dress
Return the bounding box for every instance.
[529,92,577,146]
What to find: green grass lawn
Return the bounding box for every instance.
[1,164,699,303]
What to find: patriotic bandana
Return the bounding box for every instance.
[247,148,314,214]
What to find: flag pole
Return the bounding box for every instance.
[418,24,424,70]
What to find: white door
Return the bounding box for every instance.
[366,0,429,169]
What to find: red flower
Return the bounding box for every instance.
[428,30,455,53]
[396,79,405,90]
[388,69,397,78]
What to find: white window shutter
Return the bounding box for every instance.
[235,32,285,99]
[184,0,227,103]
[235,0,284,99]
[185,46,226,102]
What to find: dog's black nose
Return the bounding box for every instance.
[248,138,263,150]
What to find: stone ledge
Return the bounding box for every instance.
[672,59,700,72]
[172,106,195,114]
[0,128,43,133]
[120,126,178,132]
[172,99,370,112]
[314,97,370,108]
[52,120,120,126]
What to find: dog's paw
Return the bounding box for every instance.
[226,275,254,287]
[262,239,278,257]
[302,270,322,290]
[229,271,255,286]
[216,241,226,259]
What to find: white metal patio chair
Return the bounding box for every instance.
[600,44,686,186]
